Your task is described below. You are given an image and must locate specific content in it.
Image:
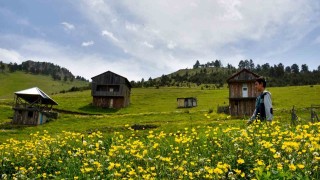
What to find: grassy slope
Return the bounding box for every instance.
[154,67,229,81]
[54,85,320,114]
[0,85,319,142]
[271,85,320,109]
[0,71,89,99]
[53,87,229,114]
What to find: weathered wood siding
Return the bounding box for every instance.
[227,69,260,117]
[227,70,258,82]
[91,72,130,97]
[177,98,197,108]
[12,108,49,125]
[229,82,257,98]
[93,97,129,109]
[229,99,256,117]
[91,84,130,97]
[91,71,131,108]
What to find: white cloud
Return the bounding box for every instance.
[125,23,139,31]
[80,2,316,50]
[101,30,119,42]
[0,48,24,63]
[218,0,243,21]
[68,0,320,77]
[81,41,94,47]
[0,34,149,81]
[61,22,75,31]
[142,41,154,48]
[167,41,177,49]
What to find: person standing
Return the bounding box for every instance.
[247,77,273,124]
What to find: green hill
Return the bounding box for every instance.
[133,60,320,88]
[133,67,236,88]
[0,71,89,99]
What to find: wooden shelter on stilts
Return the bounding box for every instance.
[12,87,58,125]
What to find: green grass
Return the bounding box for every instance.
[0,71,89,99]
[53,85,320,120]
[1,76,320,178]
[271,85,320,109]
[53,87,229,114]
[0,85,319,142]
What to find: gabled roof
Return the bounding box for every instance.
[227,68,260,82]
[91,70,132,88]
[15,87,58,105]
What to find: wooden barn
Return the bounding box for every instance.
[177,97,197,108]
[12,87,58,125]
[91,71,131,109]
[227,69,260,117]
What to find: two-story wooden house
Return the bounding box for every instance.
[227,69,260,117]
[91,71,131,109]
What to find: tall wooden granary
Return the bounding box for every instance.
[91,71,131,109]
[227,69,260,117]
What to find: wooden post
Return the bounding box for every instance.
[291,106,298,126]
[311,105,319,123]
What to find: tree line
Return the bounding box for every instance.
[130,59,320,88]
[0,60,88,82]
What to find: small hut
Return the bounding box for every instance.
[177,97,197,108]
[12,87,58,125]
[91,71,131,109]
[227,69,260,117]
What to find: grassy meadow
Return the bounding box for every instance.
[0,84,320,179]
[0,71,89,99]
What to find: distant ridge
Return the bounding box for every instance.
[130,59,320,88]
[1,60,88,82]
[0,60,90,98]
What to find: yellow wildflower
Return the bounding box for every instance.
[241,172,245,177]
[257,159,264,166]
[289,164,296,171]
[234,169,241,174]
[108,162,115,170]
[297,164,305,169]
[237,158,245,164]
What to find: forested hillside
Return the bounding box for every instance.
[0,60,90,98]
[0,60,88,82]
[131,59,320,88]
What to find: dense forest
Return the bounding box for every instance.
[131,59,320,88]
[0,60,88,82]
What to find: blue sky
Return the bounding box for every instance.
[1,0,320,81]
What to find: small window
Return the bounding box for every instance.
[28,111,33,118]
[96,85,107,91]
[108,85,120,92]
